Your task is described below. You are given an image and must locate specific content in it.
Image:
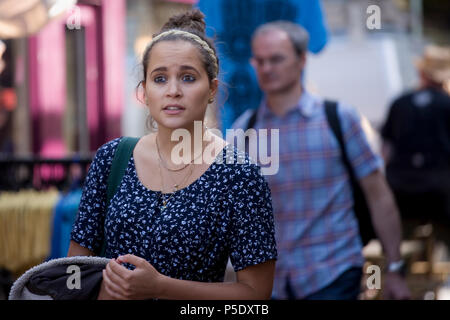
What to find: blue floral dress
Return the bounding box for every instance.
[71,137,277,282]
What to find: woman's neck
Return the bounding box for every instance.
[156,123,208,166]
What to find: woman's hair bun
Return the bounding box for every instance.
[161,9,206,35]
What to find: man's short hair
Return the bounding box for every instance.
[252,21,309,56]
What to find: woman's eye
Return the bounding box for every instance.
[182,74,195,82]
[154,75,166,83]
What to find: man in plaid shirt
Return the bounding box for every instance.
[232,21,411,300]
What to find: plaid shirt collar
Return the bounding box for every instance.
[258,89,319,122]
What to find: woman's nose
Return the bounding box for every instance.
[166,79,182,97]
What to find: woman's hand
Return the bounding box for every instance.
[100,254,162,300]
[97,278,116,300]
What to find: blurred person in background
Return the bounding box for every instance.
[381,45,450,251]
[232,21,411,300]
[0,40,5,74]
[0,39,15,154]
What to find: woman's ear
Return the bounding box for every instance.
[209,78,219,100]
[141,81,148,105]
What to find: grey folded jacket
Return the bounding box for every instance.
[9,256,110,300]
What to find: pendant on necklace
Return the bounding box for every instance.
[160,195,167,211]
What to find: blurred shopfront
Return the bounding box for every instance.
[1,0,126,158]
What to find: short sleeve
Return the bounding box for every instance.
[227,162,277,272]
[338,103,384,180]
[70,138,121,254]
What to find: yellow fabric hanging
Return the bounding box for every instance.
[0,189,60,275]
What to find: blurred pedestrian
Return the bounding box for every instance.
[0,40,5,75]
[232,21,411,300]
[68,9,277,300]
[0,39,15,154]
[381,45,450,247]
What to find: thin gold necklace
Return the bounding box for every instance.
[157,156,194,211]
[155,134,196,192]
[155,134,205,172]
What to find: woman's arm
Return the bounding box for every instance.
[67,240,96,257]
[100,254,275,300]
[67,240,120,300]
[158,260,275,300]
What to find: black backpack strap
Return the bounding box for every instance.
[324,101,355,178]
[100,136,140,256]
[245,108,258,130]
[324,100,375,245]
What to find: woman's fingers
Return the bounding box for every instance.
[116,254,146,268]
[102,255,156,299]
[106,260,133,290]
[102,270,128,300]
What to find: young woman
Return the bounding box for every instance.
[68,9,277,300]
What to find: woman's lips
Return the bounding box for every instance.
[163,105,185,115]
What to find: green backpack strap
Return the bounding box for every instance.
[106,136,140,204]
[100,136,140,256]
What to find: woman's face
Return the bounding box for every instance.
[143,40,218,130]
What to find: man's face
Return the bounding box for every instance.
[251,29,305,95]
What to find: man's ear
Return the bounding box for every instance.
[299,52,307,69]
